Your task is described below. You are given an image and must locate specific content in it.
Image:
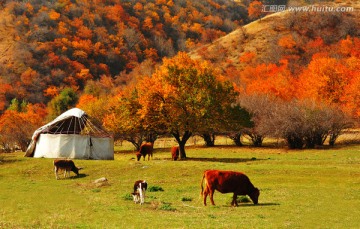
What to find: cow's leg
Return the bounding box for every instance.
[138,187,142,204]
[209,189,215,205]
[136,194,140,203]
[139,188,145,204]
[54,166,59,180]
[203,189,208,206]
[232,194,238,207]
[135,193,140,203]
[132,192,137,203]
[134,193,140,204]
[63,170,67,178]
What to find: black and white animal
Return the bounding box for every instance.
[53,159,82,180]
[131,180,148,205]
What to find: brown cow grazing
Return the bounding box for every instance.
[201,170,260,206]
[136,142,153,161]
[131,180,148,205]
[171,146,179,161]
[53,159,82,180]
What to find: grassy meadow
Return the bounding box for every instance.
[1,142,360,228]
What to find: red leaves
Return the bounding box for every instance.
[248,1,263,20]
[240,36,360,118]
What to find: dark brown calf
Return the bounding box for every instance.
[171,146,179,161]
[136,142,153,161]
[201,170,260,206]
[53,159,82,180]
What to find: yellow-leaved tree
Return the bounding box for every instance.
[135,52,238,158]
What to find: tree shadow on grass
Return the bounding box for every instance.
[0,154,22,165]
[0,158,20,165]
[184,157,266,163]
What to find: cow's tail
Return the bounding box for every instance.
[200,172,206,197]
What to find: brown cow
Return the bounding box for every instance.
[136,142,153,161]
[201,170,260,206]
[170,146,179,161]
[53,159,82,180]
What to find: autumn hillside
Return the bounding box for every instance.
[189,0,360,121]
[1,0,360,152]
[0,8,17,74]
[190,1,360,71]
[0,0,249,110]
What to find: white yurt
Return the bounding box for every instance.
[24,108,114,160]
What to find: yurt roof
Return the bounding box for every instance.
[32,108,112,141]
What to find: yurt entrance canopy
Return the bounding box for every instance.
[25,108,114,160]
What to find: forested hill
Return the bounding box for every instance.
[188,0,360,120]
[190,1,360,72]
[0,0,249,109]
[1,0,359,117]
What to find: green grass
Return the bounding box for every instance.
[1,145,360,228]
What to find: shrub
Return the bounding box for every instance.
[148,186,164,192]
[239,95,352,148]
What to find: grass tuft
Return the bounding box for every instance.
[123,193,133,201]
[236,196,251,203]
[158,203,176,211]
[181,197,192,202]
[148,185,164,192]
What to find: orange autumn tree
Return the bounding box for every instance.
[337,37,360,118]
[239,62,294,100]
[102,88,154,150]
[295,56,351,105]
[76,94,109,125]
[136,52,238,158]
[0,102,47,151]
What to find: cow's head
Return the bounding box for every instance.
[72,167,83,176]
[136,153,142,161]
[132,192,140,203]
[249,188,260,204]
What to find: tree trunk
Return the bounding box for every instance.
[172,130,192,159]
[146,132,158,144]
[286,135,304,149]
[329,132,339,146]
[228,132,243,146]
[179,141,186,159]
[248,133,263,147]
[202,133,215,147]
[128,137,144,151]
